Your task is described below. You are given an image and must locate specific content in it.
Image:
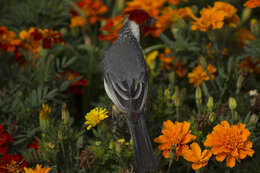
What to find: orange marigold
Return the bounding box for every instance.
[237,28,256,48]
[154,120,196,159]
[239,57,260,74]
[191,2,239,31]
[188,64,216,87]
[124,0,166,18]
[183,142,212,170]
[0,26,22,53]
[168,0,188,5]
[159,48,186,77]
[98,15,124,42]
[244,0,260,8]
[70,0,107,28]
[204,121,254,168]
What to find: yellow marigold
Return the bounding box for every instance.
[204,121,254,168]
[39,103,52,120]
[69,16,86,28]
[154,120,196,159]
[188,64,217,87]
[124,0,166,18]
[146,50,159,65]
[244,0,260,8]
[183,142,212,170]
[191,2,239,31]
[24,164,51,173]
[84,108,109,130]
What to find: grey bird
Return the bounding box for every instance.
[102,9,157,173]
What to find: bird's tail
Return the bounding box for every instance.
[126,113,157,173]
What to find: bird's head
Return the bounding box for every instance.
[125,9,156,37]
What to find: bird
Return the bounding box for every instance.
[102,9,157,173]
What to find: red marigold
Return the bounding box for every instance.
[0,125,13,155]
[0,154,29,173]
[58,70,88,95]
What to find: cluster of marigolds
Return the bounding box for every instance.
[0,125,51,172]
[1,0,259,171]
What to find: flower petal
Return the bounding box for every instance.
[216,153,227,162]
[226,155,236,168]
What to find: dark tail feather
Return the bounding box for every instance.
[126,113,157,173]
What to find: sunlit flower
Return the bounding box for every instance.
[154,120,196,159]
[244,0,260,8]
[0,125,13,155]
[146,50,159,66]
[39,103,52,120]
[183,142,212,170]
[0,154,29,173]
[188,64,217,87]
[98,15,124,42]
[70,0,107,28]
[24,164,51,173]
[84,108,109,130]
[204,121,254,168]
[159,48,186,77]
[191,2,239,31]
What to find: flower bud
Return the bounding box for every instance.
[39,103,51,131]
[195,87,202,104]
[199,56,207,70]
[207,96,214,111]
[209,112,216,122]
[229,97,237,110]
[61,103,70,125]
[249,114,259,126]
[250,18,259,36]
[241,8,252,24]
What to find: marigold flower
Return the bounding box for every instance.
[70,0,107,28]
[124,0,166,18]
[237,28,256,48]
[188,64,217,87]
[191,2,239,31]
[98,15,124,42]
[154,120,196,159]
[244,0,260,8]
[84,108,109,130]
[0,125,13,155]
[146,50,159,66]
[24,164,51,173]
[168,0,188,5]
[59,70,88,95]
[159,48,186,77]
[183,142,212,170]
[204,121,254,168]
[0,154,29,173]
[239,57,260,74]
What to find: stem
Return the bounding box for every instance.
[176,107,180,121]
[144,44,166,54]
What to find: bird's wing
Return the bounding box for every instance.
[104,71,147,114]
